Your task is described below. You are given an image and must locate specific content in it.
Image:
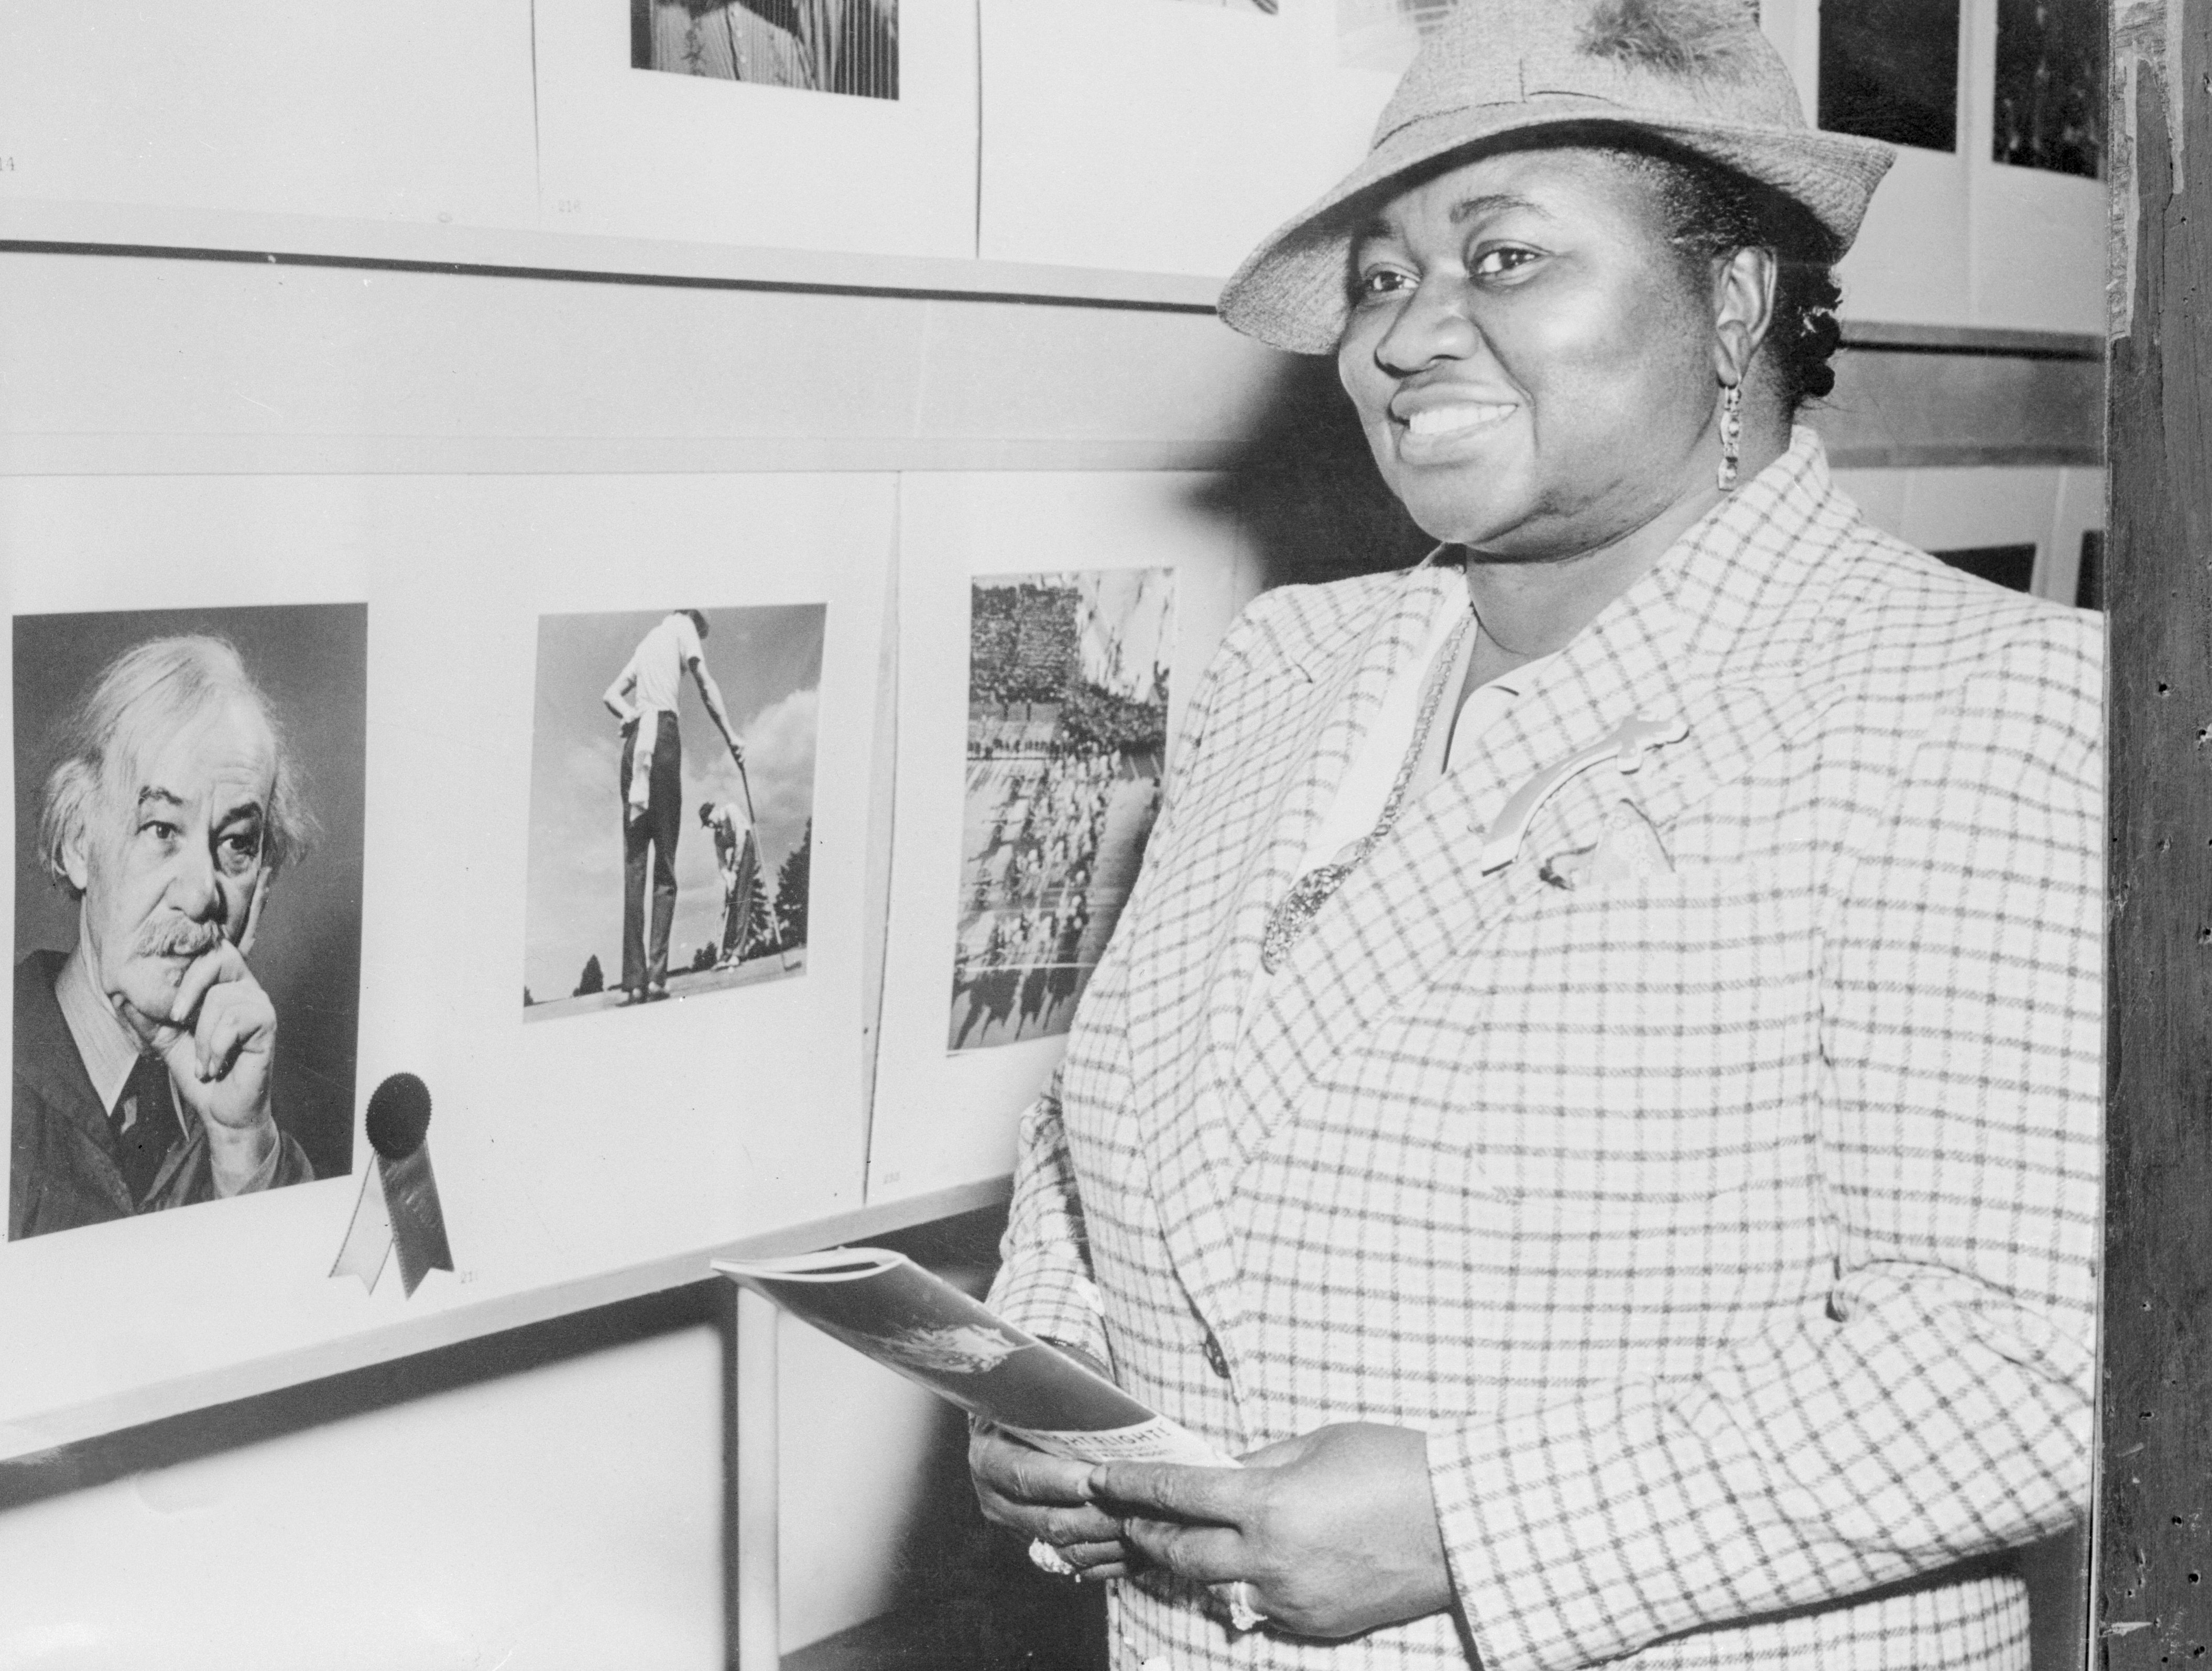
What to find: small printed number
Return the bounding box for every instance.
[878,1172,901,1188]
[554,197,582,213]
[0,159,16,173]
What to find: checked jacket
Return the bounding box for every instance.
[989,431,2102,1671]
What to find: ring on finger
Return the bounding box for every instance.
[1028,1537,1077,1578]
[1225,1581,1268,1632]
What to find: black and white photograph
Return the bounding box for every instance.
[522,604,823,1022]
[630,0,899,100]
[0,0,2167,1663]
[1816,0,1960,151]
[950,569,1172,1053]
[10,603,367,1242]
[1992,0,2105,179]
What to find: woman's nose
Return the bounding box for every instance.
[1372,279,1480,376]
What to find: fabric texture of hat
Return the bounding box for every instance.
[1220,0,1895,353]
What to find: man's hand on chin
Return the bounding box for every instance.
[151,940,281,1191]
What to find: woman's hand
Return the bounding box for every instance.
[1088,1423,1454,1638]
[968,1423,1136,1580]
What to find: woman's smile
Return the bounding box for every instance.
[1391,392,1523,462]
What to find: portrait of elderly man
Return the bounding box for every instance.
[11,633,325,1241]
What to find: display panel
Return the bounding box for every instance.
[535,0,977,257]
[0,471,891,1443]
[976,0,1321,276]
[0,0,538,232]
[867,473,1257,1202]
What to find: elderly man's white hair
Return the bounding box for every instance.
[37,634,316,900]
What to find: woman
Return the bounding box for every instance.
[972,2,2101,1667]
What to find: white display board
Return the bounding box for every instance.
[976,0,1327,276]
[0,471,892,1446]
[0,0,540,232]
[533,0,980,259]
[866,472,1259,1202]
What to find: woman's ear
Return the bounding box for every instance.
[1712,245,1779,388]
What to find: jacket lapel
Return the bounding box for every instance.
[1228,429,1862,1164]
[1120,565,1460,1348]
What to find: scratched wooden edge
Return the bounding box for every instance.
[0,1173,1012,1466]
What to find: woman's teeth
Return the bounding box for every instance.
[1405,403,1514,438]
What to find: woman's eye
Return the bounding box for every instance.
[1352,266,1415,302]
[1471,246,1539,278]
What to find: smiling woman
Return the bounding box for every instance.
[971,2,2104,1668]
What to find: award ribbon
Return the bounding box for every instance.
[330,1073,454,1297]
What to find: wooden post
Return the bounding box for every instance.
[735,1287,781,1670]
[2099,1,2212,1665]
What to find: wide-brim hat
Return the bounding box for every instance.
[1221,0,1894,354]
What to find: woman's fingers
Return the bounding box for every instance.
[968,1426,1130,1557]
[970,1427,1097,1508]
[1055,1538,1130,1572]
[1119,1516,1248,1584]
[1023,1500,1127,1547]
[1088,1459,1250,1525]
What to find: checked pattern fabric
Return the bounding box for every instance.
[990,430,2102,1671]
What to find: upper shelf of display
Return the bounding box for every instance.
[0,0,2111,338]
[0,194,2103,370]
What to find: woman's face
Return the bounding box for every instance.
[1337,146,1723,558]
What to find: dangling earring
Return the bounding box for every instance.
[1716,381,1743,494]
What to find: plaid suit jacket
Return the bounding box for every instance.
[991,431,2102,1670]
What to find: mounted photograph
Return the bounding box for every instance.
[10,603,368,1242]
[1992,0,2105,178]
[630,0,899,100]
[950,569,1173,1053]
[523,604,824,1023]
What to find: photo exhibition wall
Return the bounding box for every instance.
[0,0,2107,1458]
[0,0,2106,329]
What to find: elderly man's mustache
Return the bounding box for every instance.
[136,918,226,959]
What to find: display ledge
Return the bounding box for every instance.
[0,196,1222,314]
[0,435,2098,479]
[0,195,2106,359]
[0,1173,1011,1466]
[1838,321,2105,361]
[0,434,1251,478]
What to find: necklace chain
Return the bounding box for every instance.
[1259,610,1475,974]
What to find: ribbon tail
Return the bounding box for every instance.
[330,1164,394,1292]
[381,1146,456,1298]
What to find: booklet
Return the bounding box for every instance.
[712,1248,1234,1467]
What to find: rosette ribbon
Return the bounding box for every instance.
[331,1073,454,1297]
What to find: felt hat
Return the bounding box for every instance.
[1219,0,1894,353]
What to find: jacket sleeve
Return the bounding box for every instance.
[986,1065,1112,1364]
[1432,620,2104,1671]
